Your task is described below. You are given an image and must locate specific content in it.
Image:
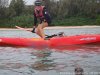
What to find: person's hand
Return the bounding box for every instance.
[33,25,36,27]
[31,26,36,33]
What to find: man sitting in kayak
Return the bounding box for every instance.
[31,0,52,39]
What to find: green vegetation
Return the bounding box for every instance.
[0,0,100,28]
[0,15,34,28]
[0,15,97,28]
[53,17,96,26]
[96,15,100,25]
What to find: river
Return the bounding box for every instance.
[0,26,100,75]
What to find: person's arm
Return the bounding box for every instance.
[34,12,37,26]
[31,12,37,33]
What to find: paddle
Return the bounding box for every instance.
[15,25,49,36]
[15,25,65,38]
[15,26,31,32]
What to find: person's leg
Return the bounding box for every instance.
[35,22,48,39]
[35,24,45,38]
[35,26,42,37]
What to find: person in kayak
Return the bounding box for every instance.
[31,0,52,39]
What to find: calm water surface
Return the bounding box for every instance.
[0,27,100,75]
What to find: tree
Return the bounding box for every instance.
[0,0,9,7]
[9,0,25,16]
[0,0,9,19]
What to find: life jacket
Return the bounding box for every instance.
[34,6,44,18]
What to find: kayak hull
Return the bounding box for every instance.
[0,38,49,48]
[50,34,100,47]
[0,34,100,48]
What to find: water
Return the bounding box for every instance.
[0,27,100,75]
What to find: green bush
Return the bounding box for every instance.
[53,17,96,26]
[0,15,99,28]
[0,14,34,28]
[96,15,100,25]
[11,15,34,27]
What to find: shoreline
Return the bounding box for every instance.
[0,25,100,30]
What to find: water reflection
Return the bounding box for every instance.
[30,48,69,72]
[51,44,100,54]
[0,44,100,75]
[30,49,56,71]
[0,63,27,69]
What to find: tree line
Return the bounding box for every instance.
[47,0,100,18]
[0,0,100,27]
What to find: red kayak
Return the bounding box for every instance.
[0,34,100,48]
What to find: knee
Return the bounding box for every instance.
[38,24,42,28]
[44,22,48,26]
[38,27,42,31]
[36,27,42,32]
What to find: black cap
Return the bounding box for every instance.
[34,0,42,6]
